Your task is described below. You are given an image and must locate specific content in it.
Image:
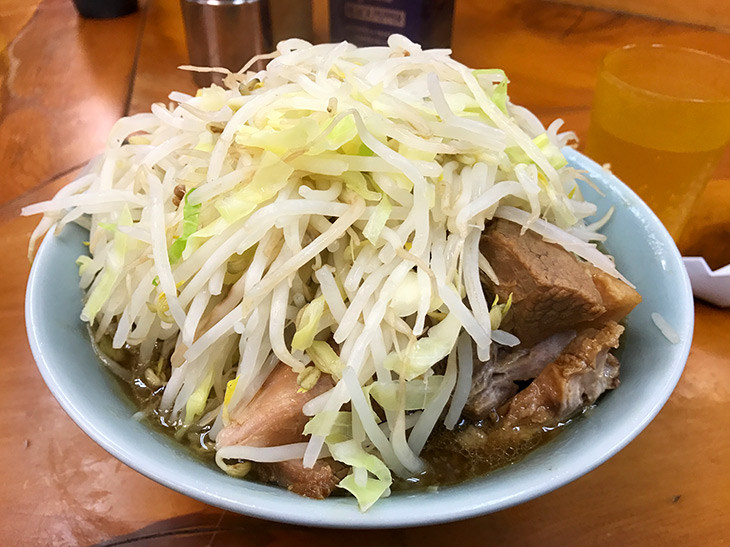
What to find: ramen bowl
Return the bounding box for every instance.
[25,148,693,528]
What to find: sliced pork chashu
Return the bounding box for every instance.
[216,364,340,499]
[480,219,641,347]
[447,321,624,460]
[252,459,342,500]
[499,321,623,429]
[465,330,576,419]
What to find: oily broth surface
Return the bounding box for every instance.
[96,333,575,492]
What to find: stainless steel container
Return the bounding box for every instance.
[180,0,271,87]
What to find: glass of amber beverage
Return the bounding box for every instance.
[586,44,730,240]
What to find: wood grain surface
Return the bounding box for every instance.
[549,0,730,32]
[1,0,729,545]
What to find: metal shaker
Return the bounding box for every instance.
[180,0,272,87]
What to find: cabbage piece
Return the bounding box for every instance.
[367,376,444,411]
[184,217,229,258]
[492,80,509,114]
[340,136,371,156]
[533,133,567,170]
[328,439,392,512]
[389,271,420,317]
[194,132,214,152]
[384,312,461,380]
[473,69,509,114]
[216,151,294,223]
[291,295,327,350]
[309,116,358,155]
[81,206,132,322]
[235,117,319,155]
[362,193,391,245]
[388,270,442,317]
[397,143,437,164]
[341,171,382,201]
[506,133,567,171]
[303,410,352,443]
[184,368,214,425]
[338,472,391,513]
[288,155,349,176]
[168,188,201,264]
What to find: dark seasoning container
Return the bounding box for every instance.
[179,1,455,88]
[329,0,455,48]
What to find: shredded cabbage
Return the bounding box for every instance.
[329,439,392,512]
[185,369,214,425]
[362,193,392,244]
[216,151,294,223]
[303,410,352,442]
[384,313,461,380]
[168,188,201,264]
[80,206,132,322]
[368,377,444,411]
[291,295,327,351]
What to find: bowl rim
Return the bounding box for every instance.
[25,148,694,528]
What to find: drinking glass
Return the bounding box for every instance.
[585,44,730,240]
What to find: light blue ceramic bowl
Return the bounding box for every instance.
[25,148,693,528]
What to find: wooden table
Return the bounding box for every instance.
[2,1,729,544]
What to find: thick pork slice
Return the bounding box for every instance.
[217,364,333,447]
[584,263,643,324]
[499,321,623,428]
[465,331,576,419]
[216,364,339,499]
[444,322,624,463]
[252,460,342,500]
[480,219,640,347]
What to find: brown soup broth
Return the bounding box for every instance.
[97,333,585,491]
